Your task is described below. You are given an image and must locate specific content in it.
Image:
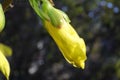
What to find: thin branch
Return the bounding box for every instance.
[48,0,54,6]
[2,0,13,12]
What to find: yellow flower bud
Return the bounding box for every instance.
[29,0,87,69]
[0,4,5,32]
[0,51,10,80]
[44,20,87,69]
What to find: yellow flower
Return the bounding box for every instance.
[29,0,87,69]
[0,4,5,32]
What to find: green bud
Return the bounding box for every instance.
[29,0,70,27]
[0,4,5,32]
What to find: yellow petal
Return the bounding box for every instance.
[0,43,12,56]
[0,51,10,80]
[44,20,87,69]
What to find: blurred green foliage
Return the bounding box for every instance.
[0,0,120,80]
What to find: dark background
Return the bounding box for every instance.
[0,0,120,80]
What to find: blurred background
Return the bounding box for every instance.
[0,0,120,80]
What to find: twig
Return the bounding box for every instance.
[48,0,54,6]
[2,0,13,12]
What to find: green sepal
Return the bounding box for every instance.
[58,10,71,23]
[29,0,71,27]
[47,8,71,27]
[29,0,50,21]
[41,0,71,27]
